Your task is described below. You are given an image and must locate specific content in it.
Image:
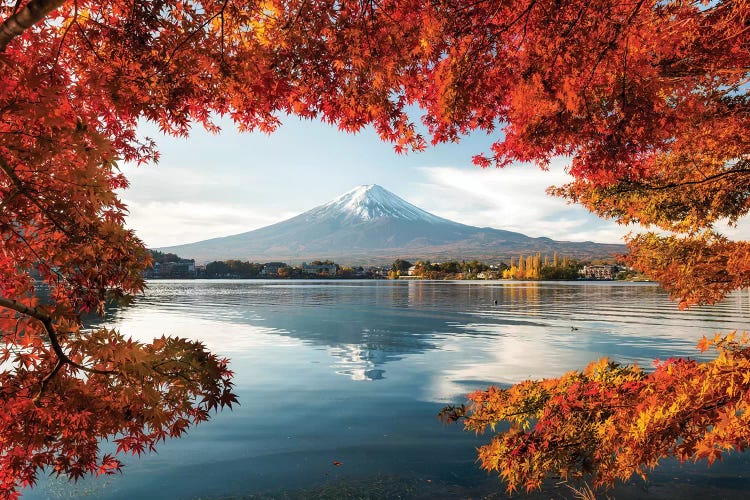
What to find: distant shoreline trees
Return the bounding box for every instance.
[399,255,629,281]
[147,252,630,281]
[503,253,581,280]
[149,253,387,279]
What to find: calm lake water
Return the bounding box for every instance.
[25,280,750,499]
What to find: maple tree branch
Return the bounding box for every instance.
[219,5,224,62]
[481,0,537,46]
[0,297,70,365]
[0,296,51,326]
[2,224,68,287]
[165,0,229,65]
[72,16,104,63]
[281,0,308,31]
[584,0,645,93]
[33,358,63,402]
[0,296,116,383]
[151,365,195,385]
[616,168,750,193]
[0,0,66,53]
[0,156,75,238]
[51,0,77,76]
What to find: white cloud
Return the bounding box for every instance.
[408,165,750,243]
[409,163,631,244]
[123,200,297,247]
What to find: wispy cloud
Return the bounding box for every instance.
[408,164,631,244]
[122,200,297,247]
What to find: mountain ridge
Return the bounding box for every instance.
[158,185,625,264]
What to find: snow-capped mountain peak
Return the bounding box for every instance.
[310,184,449,223]
[157,183,626,263]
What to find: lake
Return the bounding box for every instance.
[25,280,750,499]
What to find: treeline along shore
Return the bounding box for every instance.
[147,251,644,281]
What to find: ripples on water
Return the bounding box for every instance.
[27,281,750,499]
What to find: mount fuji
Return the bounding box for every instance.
[158,184,625,264]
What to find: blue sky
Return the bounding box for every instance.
[120,116,748,248]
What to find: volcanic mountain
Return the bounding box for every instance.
[158,184,625,264]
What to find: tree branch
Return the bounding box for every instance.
[33,357,63,402]
[0,155,75,238]
[165,0,230,66]
[0,0,66,53]
[615,168,750,193]
[0,295,116,387]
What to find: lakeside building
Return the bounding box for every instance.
[195,265,207,278]
[144,260,197,279]
[364,266,389,279]
[301,262,338,276]
[581,264,618,280]
[260,262,287,277]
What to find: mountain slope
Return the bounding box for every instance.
[158,185,625,264]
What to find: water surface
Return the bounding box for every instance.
[26,281,750,498]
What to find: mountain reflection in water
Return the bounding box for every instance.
[26,280,750,499]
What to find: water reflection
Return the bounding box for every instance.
[40,280,750,500]
[330,344,387,380]
[91,280,749,386]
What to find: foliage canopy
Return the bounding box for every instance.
[0,0,748,495]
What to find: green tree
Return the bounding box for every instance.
[391,259,413,274]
